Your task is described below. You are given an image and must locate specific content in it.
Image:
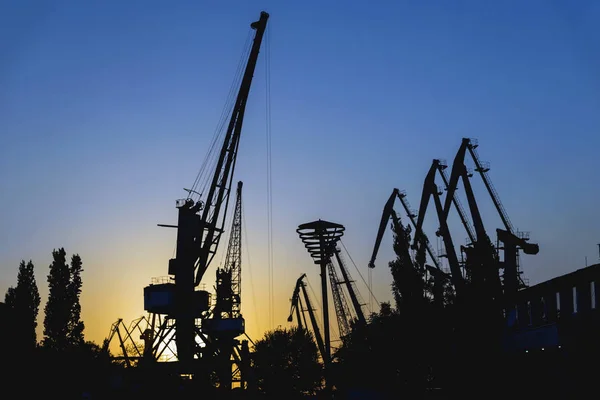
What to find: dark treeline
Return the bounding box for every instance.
[3,241,596,399]
[250,220,600,399]
[1,248,114,399]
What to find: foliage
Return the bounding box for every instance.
[3,260,41,350]
[67,254,85,345]
[43,248,85,350]
[333,301,449,397]
[252,326,323,397]
[389,220,429,313]
[43,248,70,350]
[4,287,16,307]
[34,340,114,398]
[333,303,403,394]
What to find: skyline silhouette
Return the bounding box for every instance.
[2,1,600,347]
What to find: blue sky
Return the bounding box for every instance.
[1,0,599,344]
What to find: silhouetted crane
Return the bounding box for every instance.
[288,274,327,362]
[141,12,269,385]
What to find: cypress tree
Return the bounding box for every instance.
[67,254,85,345]
[43,248,71,350]
[4,260,41,349]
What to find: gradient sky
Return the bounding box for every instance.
[1,1,599,347]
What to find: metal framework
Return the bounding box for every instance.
[327,261,352,338]
[333,247,366,326]
[213,181,243,319]
[288,274,326,361]
[297,219,345,366]
[104,12,268,391]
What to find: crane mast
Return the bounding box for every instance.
[442,138,537,301]
[212,181,243,320]
[327,262,352,339]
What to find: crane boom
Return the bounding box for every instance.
[327,262,352,338]
[442,140,503,303]
[333,247,366,326]
[435,159,476,245]
[466,140,514,234]
[397,190,440,269]
[195,12,269,286]
[370,188,439,270]
[414,162,465,294]
[288,274,326,361]
[166,11,268,365]
[369,189,398,269]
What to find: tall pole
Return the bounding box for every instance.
[297,219,345,368]
[319,232,331,364]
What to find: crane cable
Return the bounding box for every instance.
[264,23,275,329]
[339,239,380,310]
[189,30,253,201]
[242,204,260,334]
[306,279,322,327]
[194,31,251,197]
[306,275,340,349]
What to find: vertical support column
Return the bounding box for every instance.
[297,219,345,375]
[319,256,331,365]
[173,200,202,365]
[240,340,250,389]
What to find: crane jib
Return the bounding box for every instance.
[193,12,269,287]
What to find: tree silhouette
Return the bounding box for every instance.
[388,221,428,314]
[43,248,85,350]
[67,254,85,346]
[3,260,41,350]
[4,287,16,307]
[333,302,403,395]
[252,326,323,397]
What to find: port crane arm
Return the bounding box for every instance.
[444,140,505,303]
[414,162,465,293]
[194,12,269,286]
[434,159,476,245]
[288,276,304,330]
[396,191,440,270]
[466,140,514,234]
[288,274,327,361]
[442,139,501,244]
[497,229,539,255]
[370,188,439,269]
[333,248,366,325]
[369,189,399,269]
[442,141,469,222]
